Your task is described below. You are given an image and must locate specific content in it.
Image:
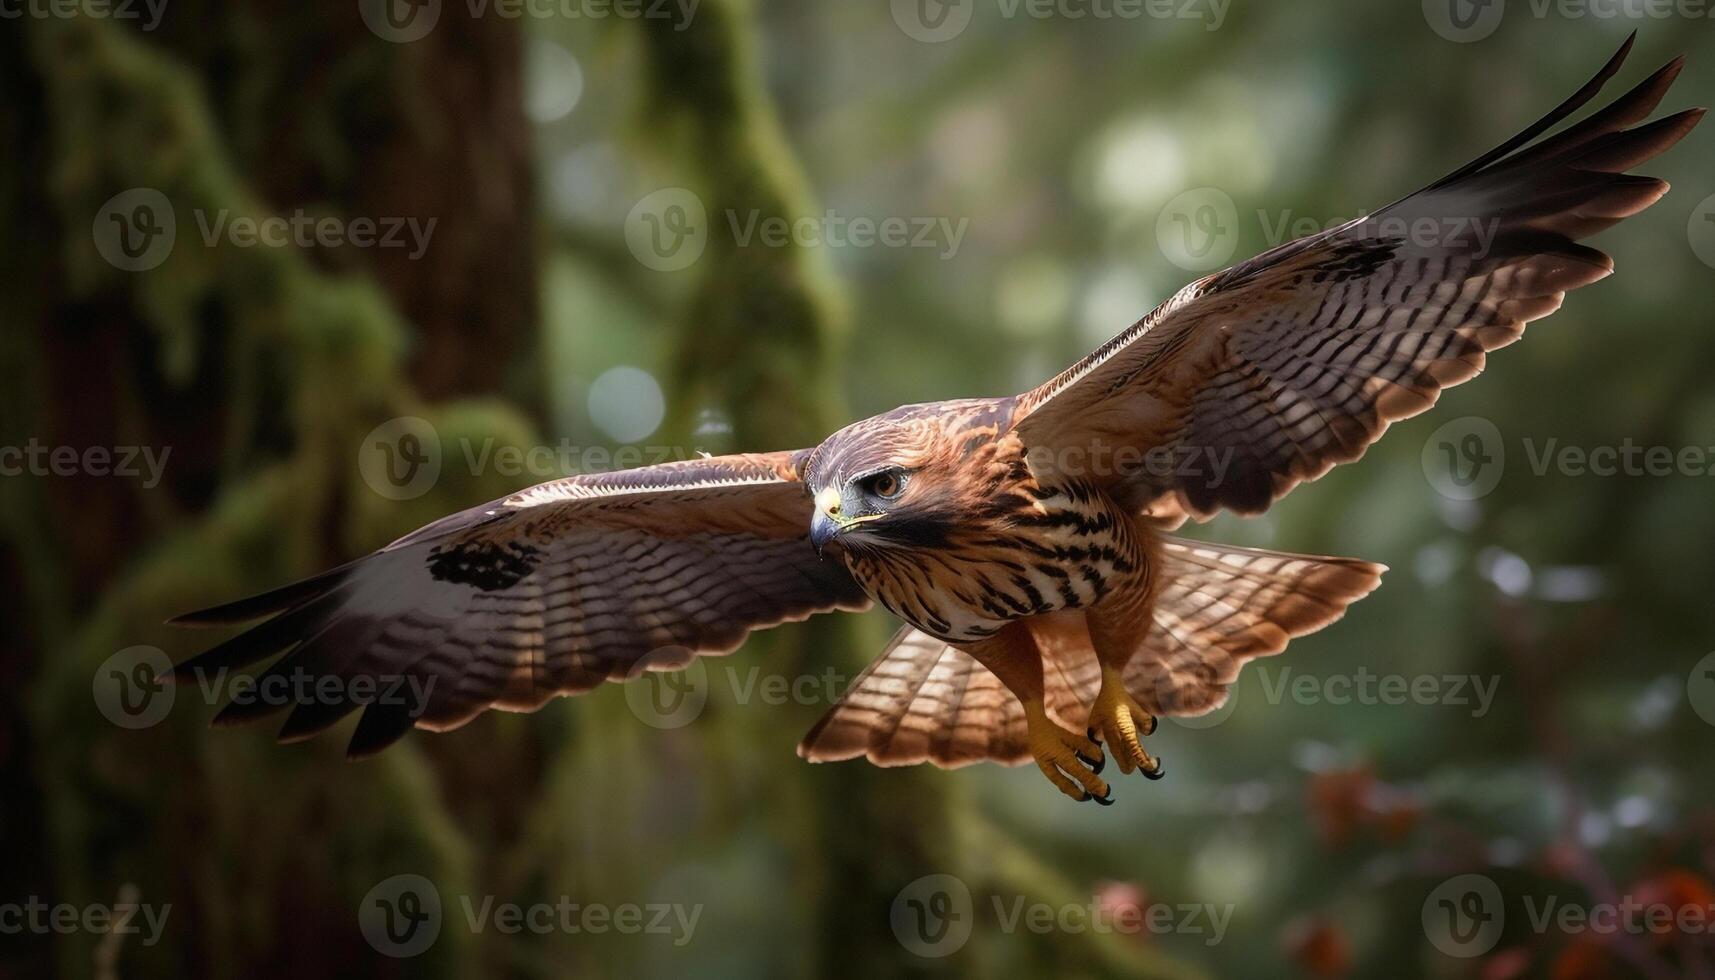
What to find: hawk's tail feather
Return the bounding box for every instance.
[797,537,1382,769]
[1130,540,1382,719]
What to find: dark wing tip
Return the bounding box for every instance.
[1424,31,1642,194]
[344,702,420,760]
[167,564,352,628]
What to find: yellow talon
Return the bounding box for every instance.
[1087,670,1164,779]
[1024,702,1111,804]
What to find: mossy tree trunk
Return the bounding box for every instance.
[4,7,536,978]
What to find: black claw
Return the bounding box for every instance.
[1142,761,1167,781]
[1086,726,1101,745]
[1076,750,1105,775]
[1088,789,1114,806]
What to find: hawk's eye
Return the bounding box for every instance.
[860,469,906,500]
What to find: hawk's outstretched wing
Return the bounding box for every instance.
[171,451,868,758]
[1014,35,1701,522]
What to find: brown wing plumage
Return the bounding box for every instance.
[798,538,1381,768]
[171,451,868,757]
[1014,36,1701,522]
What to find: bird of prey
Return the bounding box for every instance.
[173,37,1699,804]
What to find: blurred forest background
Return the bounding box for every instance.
[3,1,1715,977]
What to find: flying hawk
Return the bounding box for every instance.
[172,36,1700,804]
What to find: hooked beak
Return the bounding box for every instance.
[810,487,844,557]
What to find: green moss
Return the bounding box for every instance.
[21,12,491,977]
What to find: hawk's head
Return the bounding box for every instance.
[803,399,1010,557]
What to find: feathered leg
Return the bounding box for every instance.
[1085,533,1167,780]
[961,621,1111,804]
